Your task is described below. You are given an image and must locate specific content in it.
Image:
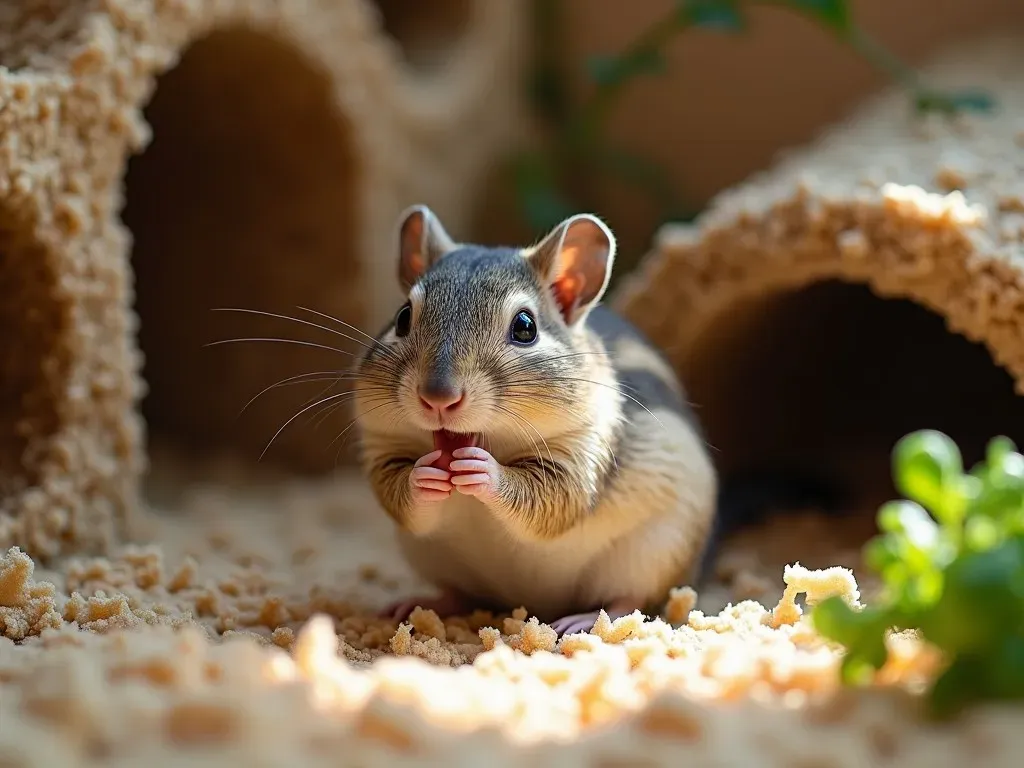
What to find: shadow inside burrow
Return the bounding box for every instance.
[684,280,1024,597]
[121,26,369,488]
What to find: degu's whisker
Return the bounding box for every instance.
[240,371,353,415]
[309,397,351,431]
[328,401,396,455]
[259,390,357,461]
[511,377,666,431]
[504,374,645,398]
[205,337,357,357]
[494,349,616,375]
[295,306,400,361]
[211,306,385,359]
[306,387,390,430]
[300,382,392,427]
[493,403,554,500]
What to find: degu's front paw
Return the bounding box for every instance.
[409,450,453,502]
[448,447,503,502]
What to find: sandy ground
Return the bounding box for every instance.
[0,444,1020,767]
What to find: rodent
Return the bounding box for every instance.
[352,203,721,635]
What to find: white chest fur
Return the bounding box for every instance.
[390,406,718,622]
[394,491,609,620]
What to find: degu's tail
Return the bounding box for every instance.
[695,468,848,586]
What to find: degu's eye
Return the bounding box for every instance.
[394,302,412,337]
[510,309,538,345]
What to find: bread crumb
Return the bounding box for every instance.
[0,547,62,640]
[558,632,605,658]
[390,623,414,655]
[505,617,558,654]
[592,610,645,644]
[769,563,861,629]
[167,556,197,592]
[665,586,698,624]
[409,607,446,641]
[0,546,34,606]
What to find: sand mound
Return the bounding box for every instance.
[0,470,988,766]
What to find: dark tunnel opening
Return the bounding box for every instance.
[684,280,1024,585]
[372,0,474,72]
[121,27,364,480]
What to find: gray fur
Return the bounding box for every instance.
[584,305,698,432]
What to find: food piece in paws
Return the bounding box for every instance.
[432,430,479,472]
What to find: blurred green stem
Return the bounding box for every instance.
[514,0,995,235]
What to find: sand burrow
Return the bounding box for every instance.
[0,205,68,499]
[683,279,1024,517]
[372,0,474,72]
[121,26,365,474]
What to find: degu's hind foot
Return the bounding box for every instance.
[378,587,474,623]
[549,597,647,637]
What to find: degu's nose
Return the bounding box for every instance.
[418,381,464,413]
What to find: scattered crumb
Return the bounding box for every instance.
[665,586,698,624]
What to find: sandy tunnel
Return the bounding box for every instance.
[121,26,365,474]
[0,206,68,499]
[613,102,1024,574]
[682,278,1024,516]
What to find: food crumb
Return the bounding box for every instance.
[665,586,698,624]
[409,607,446,641]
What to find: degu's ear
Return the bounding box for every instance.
[396,204,457,290]
[525,213,616,326]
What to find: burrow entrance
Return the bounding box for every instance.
[0,206,68,497]
[122,27,364,477]
[684,280,1024,582]
[373,0,474,72]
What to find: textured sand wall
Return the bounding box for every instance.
[0,477,1016,767]
[612,34,1024,510]
[0,0,527,561]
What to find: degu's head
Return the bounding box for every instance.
[355,204,617,443]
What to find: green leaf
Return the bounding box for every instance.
[863,534,903,576]
[592,144,684,219]
[877,500,938,549]
[946,89,997,113]
[981,636,1024,701]
[928,656,981,720]
[893,430,962,522]
[914,88,997,115]
[838,653,878,686]
[964,516,1000,551]
[679,0,745,31]
[814,427,1024,719]
[811,595,864,645]
[587,50,666,88]
[587,55,624,88]
[986,436,1017,468]
[508,150,578,234]
[813,597,893,687]
[775,0,851,33]
[920,544,1024,654]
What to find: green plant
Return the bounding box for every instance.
[812,430,1024,719]
[511,0,996,237]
